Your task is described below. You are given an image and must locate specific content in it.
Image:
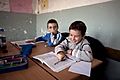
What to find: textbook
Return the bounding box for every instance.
[33,51,76,72]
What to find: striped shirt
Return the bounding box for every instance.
[55,37,93,62]
[35,31,65,46]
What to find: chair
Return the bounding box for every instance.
[85,36,107,61]
[85,36,107,80]
[61,32,69,38]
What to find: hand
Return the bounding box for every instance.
[67,49,73,55]
[57,51,65,61]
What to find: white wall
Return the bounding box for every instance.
[39,0,112,14]
[36,0,120,50]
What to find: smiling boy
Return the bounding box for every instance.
[55,21,93,62]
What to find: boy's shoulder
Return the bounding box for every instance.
[83,38,89,43]
[45,32,51,35]
[82,39,90,45]
[42,32,51,37]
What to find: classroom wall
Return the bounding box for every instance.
[0,0,119,50]
[0,12,36,41]
[36,0,120,50]
[39,0,112,14]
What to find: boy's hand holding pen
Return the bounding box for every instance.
[55,51,74,65]
[56,51,66,61]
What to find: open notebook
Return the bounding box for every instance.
[33,51,76,72]
[33,51,92,77]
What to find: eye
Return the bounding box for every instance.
[48,26,57,29]
[48,26,52,29]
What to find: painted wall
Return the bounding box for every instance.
[0,11,36,41]
[37,0,120,50]
[0,0,119,50]
[39,0,112,14]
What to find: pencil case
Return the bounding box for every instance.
[0,54,28,73]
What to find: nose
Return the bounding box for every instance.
[71,36,75,41]
[52,27,55,30]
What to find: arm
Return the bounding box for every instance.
[35,33,60,46]
[48,32,65,46]
[35,33,49,42]
[25,39,36,43]
[54,39,68,60]
[55,39,68,54]
[72,44,93,62]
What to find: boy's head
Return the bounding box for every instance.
[47,19,58,34]
[69,21,87,44]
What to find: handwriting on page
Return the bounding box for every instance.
[33,51,76,72]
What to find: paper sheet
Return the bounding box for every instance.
[11,40,35,46]
[68,61,91,77]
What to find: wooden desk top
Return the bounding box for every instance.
[0,59,56,80]
[0,42,56,80]
[32,58,89,80]
[31,42,103,80]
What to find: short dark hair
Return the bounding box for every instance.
[69,21,87,37]
[47,19,58,28]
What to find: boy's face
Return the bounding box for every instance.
[69,29,83,44]
[47,23,58,34]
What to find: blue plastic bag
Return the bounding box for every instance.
[20,44,35,57]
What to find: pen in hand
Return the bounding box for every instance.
[54,59,66,65]
[54,55,74,65]
[54,54,66,65]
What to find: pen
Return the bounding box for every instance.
[54,60,61,65]
[54,59,66,65]
[65,55,74,61]
[54,55,74,65]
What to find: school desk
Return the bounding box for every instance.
[0,42,56,80]
[30,42,103,80]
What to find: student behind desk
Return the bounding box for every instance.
[26,19,65,47]
[55,21,93,62]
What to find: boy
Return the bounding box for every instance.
[55,21,93,62]
[26,19,64,46]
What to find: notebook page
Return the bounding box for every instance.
[33,51,76,72]
[69,61,91,77]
